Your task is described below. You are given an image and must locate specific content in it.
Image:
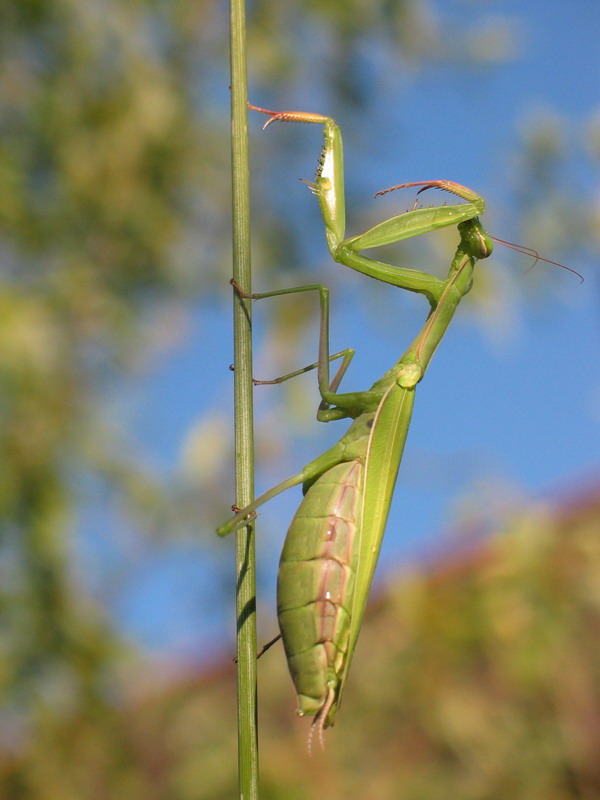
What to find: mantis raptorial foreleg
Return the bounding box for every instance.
[219,103,494,740]
[248,104,489,295]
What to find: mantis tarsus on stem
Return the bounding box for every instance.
[218,102,552,748]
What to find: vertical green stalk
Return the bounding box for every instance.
[230,0,258,796]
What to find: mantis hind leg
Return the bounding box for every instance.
[217,435,351,537]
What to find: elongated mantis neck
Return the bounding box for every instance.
[408,250,474,375]
[375,221,491,392]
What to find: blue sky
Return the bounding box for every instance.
[109,0,600,657]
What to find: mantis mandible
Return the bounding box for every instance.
[218,103,494,746]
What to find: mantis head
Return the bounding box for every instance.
[458,218,494,260]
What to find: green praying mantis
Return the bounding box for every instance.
[217,102,579,747]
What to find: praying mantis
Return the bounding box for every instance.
[218,102,496,745]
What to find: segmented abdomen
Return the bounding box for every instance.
[277,459,362,717]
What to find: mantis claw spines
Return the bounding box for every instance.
[374,180,486,220]
[247,102,329,129]
[300,177,319,195]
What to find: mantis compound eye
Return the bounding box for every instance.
[474,232,494,259]
[457,219,494,259]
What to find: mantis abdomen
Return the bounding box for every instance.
[277,459,362,719]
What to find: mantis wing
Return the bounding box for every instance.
[333,381,416,721]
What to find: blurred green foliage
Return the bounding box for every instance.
[3,490,599,798]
